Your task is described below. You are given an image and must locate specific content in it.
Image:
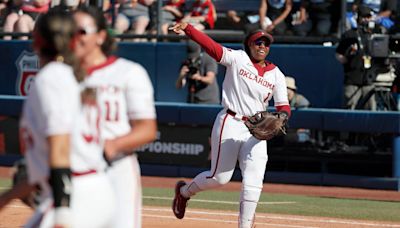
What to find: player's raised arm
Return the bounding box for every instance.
[169,22,223,62]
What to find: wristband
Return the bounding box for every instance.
[49,168,71,208]
[54,206,71,227]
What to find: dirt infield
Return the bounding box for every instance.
[2,201,400,228]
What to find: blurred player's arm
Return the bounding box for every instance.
[47,134,72,228]
[104,119,157,159]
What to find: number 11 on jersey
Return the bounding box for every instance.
[104,101,120,122]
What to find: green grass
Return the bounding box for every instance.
[2,178,399,222]
[0,177,11,192]
[143,187,400,222]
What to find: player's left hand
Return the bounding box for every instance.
[169,22,188,34]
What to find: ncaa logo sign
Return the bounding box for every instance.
[15,51,39,96]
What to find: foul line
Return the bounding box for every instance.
[143,196,296,205]
[144,207,400,228]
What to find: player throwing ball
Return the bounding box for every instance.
[169,22,291,228]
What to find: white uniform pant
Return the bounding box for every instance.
[107,154,142,228]
[194,109,268,195]
[26,171,116,228]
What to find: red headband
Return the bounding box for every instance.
[247,31,273,47]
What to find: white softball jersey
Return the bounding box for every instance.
[21,62,108,184]
[84,57,156,139]
[21,62,115,228]
[20,62,80,187]
[219,47,289,116]
[84,57,156,228]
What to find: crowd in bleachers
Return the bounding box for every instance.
[0,0,398,41]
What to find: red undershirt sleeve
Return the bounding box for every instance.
[276,105,291,118]
[183,24,223,62]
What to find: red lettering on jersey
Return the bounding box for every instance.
[239,68,275,89]
[98,85,121,94]
[81,105,101,144]
[82,134,94,143]
[105,100,120,122]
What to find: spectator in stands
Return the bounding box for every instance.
[114,0,154,41]
[226,10,247,29]
[226,0,293,35]
[176,40,220,104]
[350,0,397,32]
[286,76,310,108]
[285,76,311,144]
[3,0,50,40]
[292,0,335,37]
[225,10,260,33]
[181,0,216,31]
[0,0,9,25]
[353,0,397,18]
[259,0,293,35]
[160,0,185,35]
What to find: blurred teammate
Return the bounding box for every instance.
[73,6,157,228]
[0,8,116,227]
[170,22,290,228]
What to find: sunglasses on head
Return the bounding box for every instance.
[77,26,97,35]
[253,39,269,47]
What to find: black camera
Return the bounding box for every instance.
[362,33,400,58]
[184,57,201,79]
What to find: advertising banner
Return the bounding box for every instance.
[137,124,212,167]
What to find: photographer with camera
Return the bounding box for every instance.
[176,40,220,104]
[336,5,393,110]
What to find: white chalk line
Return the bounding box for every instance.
[143,196,296,205]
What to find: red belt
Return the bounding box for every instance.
[72,169,97,177]
[226,109,249,121]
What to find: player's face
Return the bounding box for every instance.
[249,38,269,62]
[73,12,104,60]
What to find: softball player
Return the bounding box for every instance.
[73,7,157,228]
[0,9,116,228]
[170,22,291,228]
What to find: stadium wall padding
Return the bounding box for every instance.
[0,41,344,108]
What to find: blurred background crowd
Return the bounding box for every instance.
[0,0,398,41]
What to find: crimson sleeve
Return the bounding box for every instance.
[276,105,291,118]
[183,24,223,62]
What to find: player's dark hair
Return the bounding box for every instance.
[33,7,85,82]
[243,29,264,57]
[75,6,116,56]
